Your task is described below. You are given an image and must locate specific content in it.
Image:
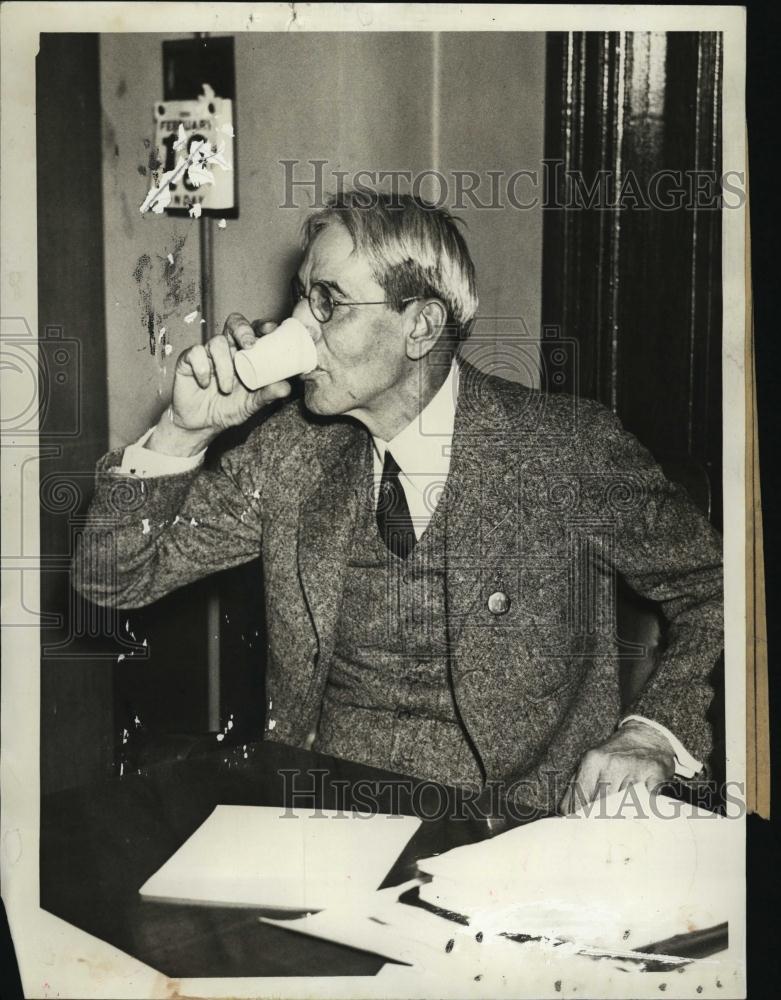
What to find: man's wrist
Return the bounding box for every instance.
[620,715,703,778]
[619,718,673,751]
[146,408,218,458]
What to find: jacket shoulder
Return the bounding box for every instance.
[461,363,616,439]
[224,395,363,478]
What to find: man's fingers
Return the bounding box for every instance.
[223,312,257,350]
[207,335,236,395]
[560,751,633,814]
[558,783,574,815]
[183,344,213,389]
[253,319,279,337]
[643,764,668,794]
[256,379,292,405]
[573,750,604,806]
[558,761,596,814]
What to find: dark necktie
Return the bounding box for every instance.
[376,450,416,559]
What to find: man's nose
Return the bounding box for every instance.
[291,298,322,343]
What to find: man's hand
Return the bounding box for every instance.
[147,314,292,457]
[557,720,675,815]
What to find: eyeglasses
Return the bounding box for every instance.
[291,277,422,325]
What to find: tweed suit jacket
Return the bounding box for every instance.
[75,360,724,811]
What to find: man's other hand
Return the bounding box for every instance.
[148,314,293,457]
[557,720,675,815]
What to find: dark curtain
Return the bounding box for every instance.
[541,31,723,530]
[540,32,726,792]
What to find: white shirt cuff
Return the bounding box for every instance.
[114,427,207,478]
[620,715,703,779]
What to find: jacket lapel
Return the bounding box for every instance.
[444,361,533,648]
[297,420,371,667]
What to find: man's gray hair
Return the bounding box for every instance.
[302,189,479,339]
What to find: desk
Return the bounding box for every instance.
[41,739,506,979]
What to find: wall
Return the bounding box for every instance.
[438,33,545,386]
[100,33,203,450]
[99,31,546,447]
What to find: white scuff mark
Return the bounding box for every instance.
[120,762,124,777]
[216,733,225,742]
[140,163,178,214]
[158,326,166,341]
[125,619,130,632]
[252,488,261,500]
[142,119,231,215]
[141,140,206,213]
[219,122,235,137]
[134,715,141,727]
[217,218,227,229]
[117,654,126,663]
[187,158,215,189]
[227,718,234,731]
[166,253,174,265]
[148,183,172,214]
[173,515,181,525]
[164,343,173,357]
[121,729,129,745]
[189,202,202,219]
[184,310,199,324]
[190,517,198,527]
[268,719,277,731]
[209,141,231,171]
[141,518,151,534]
[142,639,148,648]
[173,123,188,151]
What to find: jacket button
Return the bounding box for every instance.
[487,591,510,615]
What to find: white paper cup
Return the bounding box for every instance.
[234,317,317,391]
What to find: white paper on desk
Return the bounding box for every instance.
[416,786,736,952]
[138,805,420,910]
[260,879,692,982]
[261,881,533,973]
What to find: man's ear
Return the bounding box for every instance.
[406,299,448,360]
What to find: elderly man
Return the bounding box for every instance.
[75,190,723,814]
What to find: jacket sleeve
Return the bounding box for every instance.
[72,427,273,609]
[576,402,724,767]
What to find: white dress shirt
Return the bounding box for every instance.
[370,360,459,539]
[118,363,702,778]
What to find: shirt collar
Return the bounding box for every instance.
[371,359,459,488]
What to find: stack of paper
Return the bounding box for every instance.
[139,804,421,910]
[416,786,734,952]
[258,787,738,987]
